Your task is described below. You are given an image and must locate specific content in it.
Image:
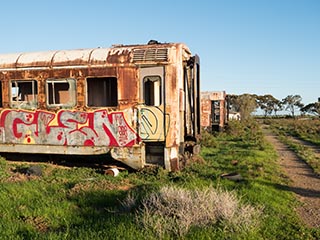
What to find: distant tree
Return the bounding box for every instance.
[273,99,283,116]
[227,94,239,112]
[282,95,304,117]
[257,94,281,117]
[300,102,320,117]
[229,94,257,121]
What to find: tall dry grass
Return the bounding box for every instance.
[122,186,262,238]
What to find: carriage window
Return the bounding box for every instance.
[10,80,38,109]
[144,76,161,106]
[46,78,76,107]
[87,77,118,107]
[212,101,220,123]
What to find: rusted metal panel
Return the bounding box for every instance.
[164,64,178,146]
[0,144,110,155]
[202,91,226,101]
[111,145,144,170]
[117,67,138,109]
[88,66,117,77]
[107,48,132,64]
[201,99,211,127]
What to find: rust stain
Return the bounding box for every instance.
[117,67,138,109]
[107,48,131,64]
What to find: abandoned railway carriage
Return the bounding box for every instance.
[0,41,201,171]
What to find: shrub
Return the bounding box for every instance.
[134,186,262,238]
[200,130,218,148]
[225,120,266,149]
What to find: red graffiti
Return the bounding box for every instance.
[0,109,140,147]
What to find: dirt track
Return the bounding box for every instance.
[262,126,320,228]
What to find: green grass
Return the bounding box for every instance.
[267,118,320,174]
[267,118,320,145]
[284,137,320,175]
[0,119,319,239]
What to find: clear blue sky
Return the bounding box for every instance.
[1,0,319,105]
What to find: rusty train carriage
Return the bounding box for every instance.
[201,91,228,132]
[0,42,201,171]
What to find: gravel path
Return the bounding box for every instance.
[263,126,320,228]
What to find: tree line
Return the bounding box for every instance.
[228,94,320,119]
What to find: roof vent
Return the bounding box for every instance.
[133,48,168,62]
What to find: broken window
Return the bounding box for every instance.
[10,80,38,109]
[212,100,220,123]
[46,78,76,107]
[144,76,161,106]
[86,77,118,107]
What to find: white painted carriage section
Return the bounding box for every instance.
[0,48,118,70]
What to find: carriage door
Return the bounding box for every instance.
[138,67,165,142]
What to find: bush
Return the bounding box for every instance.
[133,186,262,238]
[225,120,266,149]
[200,130,218,148]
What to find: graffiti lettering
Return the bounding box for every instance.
[0,109,139,147]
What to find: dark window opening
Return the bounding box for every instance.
[87,77,118,107]
[144,76,161,106]
[212,101,220,123]
[11,80,38,109]
[46,78,76,107]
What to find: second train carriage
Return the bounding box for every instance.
[0,41,201,171]
[201,91,228,132]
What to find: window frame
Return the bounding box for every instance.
[10,79,38,109]
[46,78,77,108]
[143,75,162,106]
[86,77,118,107]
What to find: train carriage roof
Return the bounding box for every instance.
[0,42,190,70]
